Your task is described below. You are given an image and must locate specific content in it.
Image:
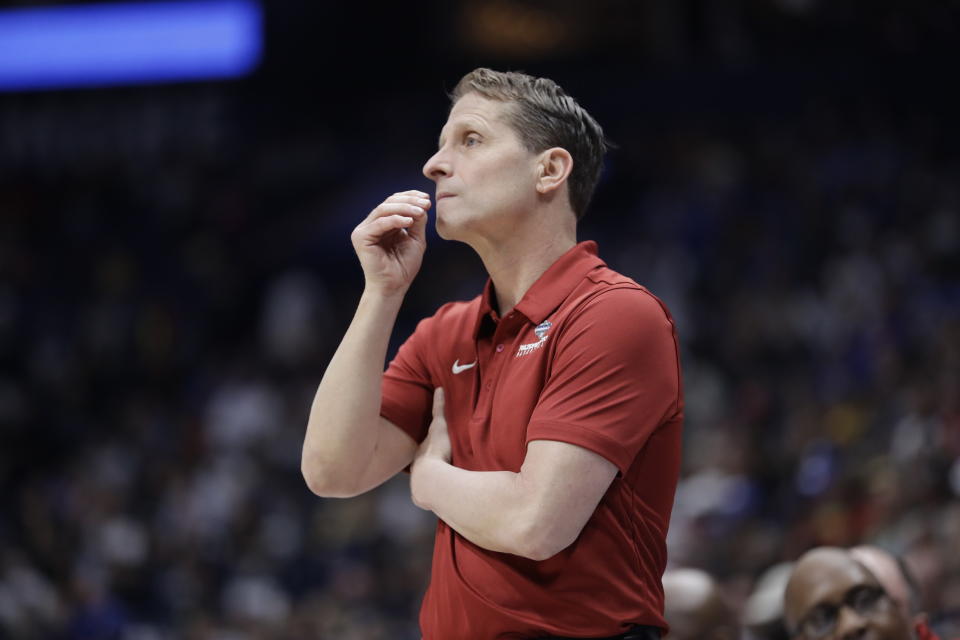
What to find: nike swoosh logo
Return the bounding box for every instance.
[452,359,477,374]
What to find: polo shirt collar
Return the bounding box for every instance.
[472,241,605,337]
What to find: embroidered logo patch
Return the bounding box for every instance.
[534,320,552,340]
[516,320,552,357]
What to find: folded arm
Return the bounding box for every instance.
[410,389,618,560]
[409,288,680,559]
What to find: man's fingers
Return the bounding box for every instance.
[406,200,430,242]
[365,201,429,223]
[364,193,432,223]
[393,189,430,199]
[358,214,416,240]
[432,387,445,420]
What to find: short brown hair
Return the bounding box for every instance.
[451,68,608,220]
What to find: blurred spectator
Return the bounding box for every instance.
[662,568,736,640]
[784,547,916,640]
[851,545,959,640]
[850,546,919,621]
[741,562,793,640]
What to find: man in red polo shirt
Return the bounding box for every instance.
[301,68,683,639]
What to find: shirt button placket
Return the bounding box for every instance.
[482,345,506,394]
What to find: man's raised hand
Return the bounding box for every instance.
[351,190,431,296]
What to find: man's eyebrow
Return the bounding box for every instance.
[438,118,489,148]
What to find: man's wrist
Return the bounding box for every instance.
[410,455,443,510]
[358,286,408,313]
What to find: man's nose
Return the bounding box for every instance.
[834,606,869,640]
[422,149,450,181]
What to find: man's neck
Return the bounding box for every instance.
[475,224,577,317]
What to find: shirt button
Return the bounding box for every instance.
[496,344,504,353]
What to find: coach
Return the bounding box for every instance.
[301,68,684,639]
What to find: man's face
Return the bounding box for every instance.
[785,550,913,640]
[422,93,540,243]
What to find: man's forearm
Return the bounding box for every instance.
[302,289,404,495]
[410,458,552,560]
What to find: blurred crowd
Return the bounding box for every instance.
[644,99,960,638]
[2,2,959,639]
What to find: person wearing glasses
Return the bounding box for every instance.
[783,546,938,640]
[850,545,946,640]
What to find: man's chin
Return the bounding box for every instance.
[435,211,484,245]
[435,217,452,241]
[435,216,464,242]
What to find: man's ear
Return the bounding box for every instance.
[536,147,573,195]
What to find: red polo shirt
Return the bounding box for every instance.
[381,241,683,639]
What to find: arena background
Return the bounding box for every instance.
[2,1,958,638]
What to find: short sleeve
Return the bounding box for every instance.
[381,317,435,444]
[526,287,682,475]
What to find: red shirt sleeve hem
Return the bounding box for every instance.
[380,385,430,445]
[526,420,634,475]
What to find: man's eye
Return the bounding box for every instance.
[803,605,836,636]
[464,136,479,146]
